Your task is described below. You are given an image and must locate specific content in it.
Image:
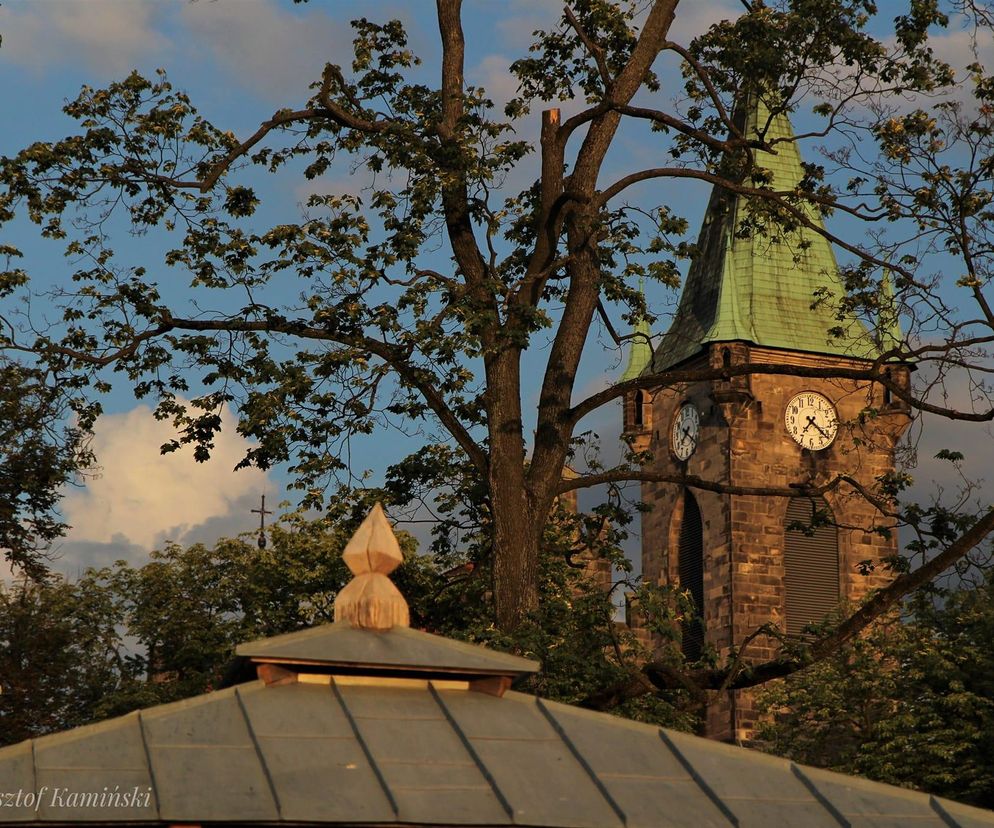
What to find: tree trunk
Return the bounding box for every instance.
[491,483,540,629]
[485,348,540,629]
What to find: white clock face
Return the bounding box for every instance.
[785,392,838,450]
[671,403,700,461]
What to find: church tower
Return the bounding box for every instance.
[623,101,912,741]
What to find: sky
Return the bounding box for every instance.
[1,0,992,577]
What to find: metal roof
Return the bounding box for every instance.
[652,99,878,373]
[0,653,991,827]
[232,622,541,678]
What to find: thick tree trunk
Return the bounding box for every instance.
[485,347,541,629]
[482,0,682,631]
[491,482,541,629]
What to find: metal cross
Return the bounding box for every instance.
[251,494,273,549]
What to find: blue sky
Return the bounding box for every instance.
[1,0,991,575]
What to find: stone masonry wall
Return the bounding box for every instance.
[633,344,911,741]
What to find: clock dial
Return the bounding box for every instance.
[785,392,838,450]
[671,403,701,461]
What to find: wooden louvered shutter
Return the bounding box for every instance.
[678,491,705,660]
[784,497,840,637]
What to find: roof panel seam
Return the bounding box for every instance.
[657,731,739,827]
[136,712,162,822]
[929,795,965,828]
[789,764,850,827]
[427,683,515,823]
[331,680,400,821]
[234,686,282,820]
[534,699,627,828]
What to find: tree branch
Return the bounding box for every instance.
[637,507,994,695]
[38,314,490,475]
[596,166,888,222]
[564,6,612,88]
[570,361,994,426]
[555,469,881,502]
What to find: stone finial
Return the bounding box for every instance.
[334,503,410,630]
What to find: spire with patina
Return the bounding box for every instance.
[621,278,653,381]
[651,98,878,372]
[877,267,904,355]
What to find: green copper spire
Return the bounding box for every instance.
[652,99,877,372]
[877,268,904,354]
[621,316,653,381]
[621,277,653,381]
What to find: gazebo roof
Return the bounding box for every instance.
[0,678,991,827]
[0,505,990,827]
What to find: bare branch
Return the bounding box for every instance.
[564,6,613,88]
[637,508,994,695]
[556,470,891,507]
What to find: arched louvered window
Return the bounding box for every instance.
[678,491,704,660]
[634,390,645,427]
[784,497,840,637]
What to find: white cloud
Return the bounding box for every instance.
[472,54,522,113]
[62,402,272,552]
[178,0,354,103]
[669,1,740,43]
[0,1,169,75]
[929,26,994,75]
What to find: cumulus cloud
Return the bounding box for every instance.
[668,1,740,43]
[177,0,354,103]
[472,54,524,113]
[0,1,170,76]
[61,402,273,556]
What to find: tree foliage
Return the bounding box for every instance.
[0,573,122,744]
[758,576,994,808]
[0,360,94,578]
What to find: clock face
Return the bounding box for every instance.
[785,392,838,450]
[671,403,701,461]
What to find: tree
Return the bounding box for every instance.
[757,575,994,808]
[2,0,994,701]
[0,509,439,742]
[98,506,433,705]
[0,574,124,743]
[0,359,94,579]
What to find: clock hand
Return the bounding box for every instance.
[806,415,831,439]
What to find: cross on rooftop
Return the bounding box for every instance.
[251,494,273,549]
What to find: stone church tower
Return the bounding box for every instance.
[622,101,911,741]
